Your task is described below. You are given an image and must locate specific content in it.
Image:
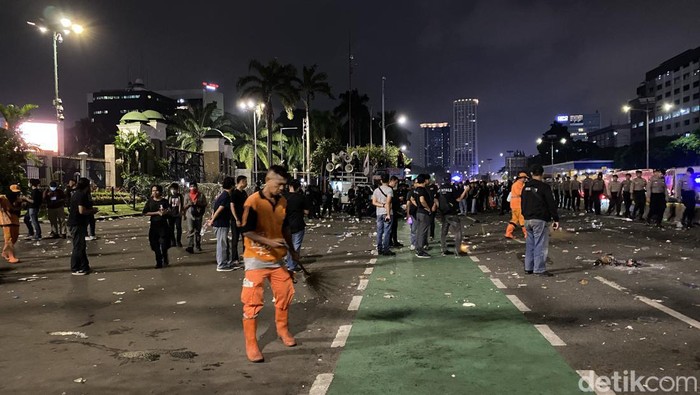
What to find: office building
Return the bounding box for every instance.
[628,47,700,143]
[452,98,478,175]
[587,124,631,148]
[554,113,601,141]
[159,82,225,119]
[504,150,528,178]
[420,122,450,171]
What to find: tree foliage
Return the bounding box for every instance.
[168,102,232,152]
[0,103,37,193]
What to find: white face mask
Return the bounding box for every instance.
[170,189,176,195]
[50,187,57,191]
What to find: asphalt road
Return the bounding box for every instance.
[1,210,699,394]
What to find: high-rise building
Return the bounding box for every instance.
[629,47,700,143]
[452,98,478,175]
[159,82,225,120]
[420,122,450,171]
[554,113,601,141]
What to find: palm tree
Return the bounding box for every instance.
[226,113,284,171]
[333,90,370,146]
[168,102,231,152]
[297,65,333,172]
[237,59,299,167]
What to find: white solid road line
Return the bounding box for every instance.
[478,265,491,273]
[636,296,700,330]
[593,276,629,292]
[576,370,617,395]
[470,256,480,262]
[368,258,377,265]
[596,275,700,329]
[347,296,363,311]
[357,279,369,291]
[309,373,334,395]
[534,324,566,346]
[363,267,374,275]
[331,325,353,348]
[490,277,507,289]
[506,294,531,312]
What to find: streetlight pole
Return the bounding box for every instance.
[382,76,386,153]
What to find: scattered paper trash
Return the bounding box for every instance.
[73,378,86,384]
[50,331,88,339]
[462,302,476,307]
[176,301,187,305]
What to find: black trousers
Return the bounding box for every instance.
[681,190,696,226]
[149,225,170,266]
[592,190,604,215]
[231,224,245,261]
[623,191,632,216]
[647,193,666,225]
[390,212,399,244]
[554,190,560,207]
[429,212,435,238]
[632,191,646,220]
[607,192,621,215]
[564,192,571,210]
[440,215,462,255]
[69,224,89,272]
[583,191,591,212]
[572,192,581,211]
[168,215,182,245]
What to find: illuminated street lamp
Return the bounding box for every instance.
[537,136,566,165]
[238,100,264,183]
[27,15,84,122]
[622,101,673,169]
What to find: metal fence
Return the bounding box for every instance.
[166,146,204,183]
[25,155,110,188]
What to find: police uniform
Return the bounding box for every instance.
[607,178,623,215]
[621,177,633,217]
[570,177,582,211]
[590,177,606,215]
[631,175,647,220]
[581,175,593,213]
[553,176,562,208]
[561,177,572,210]
[646,173,667,226]
[678,172,696,228]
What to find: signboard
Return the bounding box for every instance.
[19,121,58,152]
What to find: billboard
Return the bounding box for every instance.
[19,121,59,152]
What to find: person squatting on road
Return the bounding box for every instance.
[521,165,559,277]
[167,183,184,247]
[437,176,468,257]
[240,166,298,363]
[679,167,697,229]
[1,185,22,263]
[505,172,528,239]
[372,174,395,256]
[67,178,99,275]
[143,185,171,269]
[184,182,207,254]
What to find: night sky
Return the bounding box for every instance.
[2,0,700,169]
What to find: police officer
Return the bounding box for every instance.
[562,176,572,210]
[553,174,562,208]
[621,173,633,217]
[631,170,647,220]
[569,175,580,212]
[646,169,667,227]
[590,173,606,215]
[581,173,593,213]
[679,167,697,229]
[606,174,623,216]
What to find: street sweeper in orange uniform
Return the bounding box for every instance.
[505,171,529,239]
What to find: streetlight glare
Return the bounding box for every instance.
[560,138,567,144]
[237,101,246,110]
[536,138,543,144]
[400,145,407,151]
[622,105,631,113]
[247,99,255,109]
[71,24,84,34]
[397,115,407,125]
[60,18,72,28]
[663,103,673,112]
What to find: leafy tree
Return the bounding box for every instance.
[334,89,370,146]
[226,113,285,171]
[66,118,108,156]
[113,128,164,193]
[310,138,344,173]
[237,59,299,167]
[0,104,37,192]
[168,102,231,152]
[670,129,700,164]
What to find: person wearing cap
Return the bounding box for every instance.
[631,170,647,220]
[1,185,23,263]
[590,173,606,215]
[521,164,559,277]
[606,174,623,216]
[646,169,668,227]
[679,167,697,229]
[505,171,528,239]
[44,181,67,239]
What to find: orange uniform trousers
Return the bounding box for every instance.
[241,266,295,319]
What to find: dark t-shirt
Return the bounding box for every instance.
[231,188,248,221]
[437,184,460,215]
[67,190,91,227]
[406,190,416,217]
[285,192,308,234]
[412,186,432,215]
[143,198,170,225]
[31,188,43,209]
[212,191,232,228]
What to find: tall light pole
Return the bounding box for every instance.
[239,100,264,184]
[27,17,84,123]
[623,102,673,169]
[537,136,567,165]
[381,76,386,152]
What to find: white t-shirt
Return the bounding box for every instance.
[372,185,393,216]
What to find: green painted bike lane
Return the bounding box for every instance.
[327,228,583,394]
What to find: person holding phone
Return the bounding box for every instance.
[521,165,560,277]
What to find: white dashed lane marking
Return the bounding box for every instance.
[309,373,334,395]
[534,324,567,346]
[330,325,352,348]
[477,265,491,273]
[347,296,363,311]
[363,267,373,275]
[490,277,507,289]
[357,279,369,291]
[506,295,531,312]
[470,256,480,262]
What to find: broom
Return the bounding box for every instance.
[284,243,333,298]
